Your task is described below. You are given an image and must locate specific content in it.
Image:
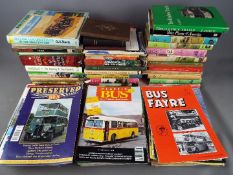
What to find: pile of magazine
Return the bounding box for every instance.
[81,19,147,86]
[0,6,230,167]
[7,10,88,85]
[144,5,229,87]
[141,85,228,166]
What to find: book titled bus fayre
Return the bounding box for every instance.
[141,85,228,164]
[0,84,83,165]
[7,10,89,47]
[76,86,148,165]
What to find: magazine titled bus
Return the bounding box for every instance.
[76,86,148,164]
[0,84,82,165]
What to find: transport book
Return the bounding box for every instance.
[7,10,89,47]
[141,85,228,164]
[76,86,148,165]
[0,84,83,165]
[149,5,229,35]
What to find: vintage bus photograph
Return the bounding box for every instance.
[166,109,206,132]
[78,86,147,149]
[20,98,72,143]
[174,131,216,155]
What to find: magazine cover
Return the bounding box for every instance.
[0,84,82,165]
[141,85,228,164]
[76,86,148,163]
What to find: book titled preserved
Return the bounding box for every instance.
[76,86,148,164]
[0,84,83,165]
[141,85,228,164]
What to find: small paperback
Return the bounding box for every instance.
[141,85,228,164]
[76,86,148,165]
[0,84,82,165]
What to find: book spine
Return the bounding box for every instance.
[7,35,80,47]
[148,66,203,72]
[146,48,207,57]
[147,73,202,80]
[85,66,146,71]
[149,84,201,88]
[84,59,143,66]
[83,37,125,47]
[12,48,75,53]
[150,29,222,37]
[25,66,83,73]
[84,70,140,75]
[86,74,142,78]
[87,78,139,85]
[149,35,218,45]
[147,42,214,50]
[85,55,139,61]
[19,55,83,66]
[147,55,207,63]
[149,78,201,84]
[28,72,85,78]
[147,61,202,66]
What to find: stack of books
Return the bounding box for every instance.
[7,10,88,85]
[81,19,146,86]
[145,5,229,86]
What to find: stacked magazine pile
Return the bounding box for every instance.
[145,5,229,86]
[7,10,88,85]
[141,85,228,166]
[76,86,148,165]
[81,19,146,86]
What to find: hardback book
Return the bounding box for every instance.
[141,85,228,164]
[7,10,89,47]
[76,86,148,165]
[83,37,126,48]
[81,19,131,41]
[149,5,229,36]
[0,84,83,165]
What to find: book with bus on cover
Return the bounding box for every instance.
[0,84,83,165]
[76,86,148,165]
[149,5,229,36]
[6,10,89,47]
[141,85,228,164]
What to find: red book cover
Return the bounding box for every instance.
[19,55,83,66]
[141,85,228,163]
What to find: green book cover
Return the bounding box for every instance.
[151,5,229,33]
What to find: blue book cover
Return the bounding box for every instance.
[0,84,82,165]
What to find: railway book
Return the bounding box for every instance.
[76,86,148,165]
[0,84,83,165]
[7,10,89,47]
[141,85,228,164]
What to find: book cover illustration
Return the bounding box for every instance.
[150,5,229,33]
[141,85,227,163]
[77,86,147,163]
[0,84,82,165]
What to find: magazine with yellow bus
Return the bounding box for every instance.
[76,86,148,164]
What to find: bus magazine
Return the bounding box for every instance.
[0,84,83,165]
[76,86,148,165]
[141,85,228,165]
